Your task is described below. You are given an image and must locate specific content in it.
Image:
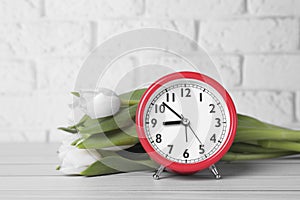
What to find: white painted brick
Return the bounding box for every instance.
[0,94,70,130]
[297,91,300,122]
[199,19,298,52]
[95,55,140,94]
[249,0,300,16]
[0,60,35,93]
[244,55,300,90]
[0,96,37,128]
[133,52,211,89]
[134,53,241,88]
[0,0,41,20]
[0,22,91,57]
[45,0,144,18]
[97,20,195,44]
[35,94,71,130]
[0,129,46,143]
[146,0,245,18]
[231,91,294,125]
[211,55,241,88]
[37,58,83,94]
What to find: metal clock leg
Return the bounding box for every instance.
[153,165,165,180]
[209,164,222,179]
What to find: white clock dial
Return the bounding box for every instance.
[143,79,230,164]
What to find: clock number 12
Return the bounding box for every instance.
[181,88,191,97]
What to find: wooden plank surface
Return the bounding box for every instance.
[0,144,300,199]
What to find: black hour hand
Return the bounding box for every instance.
[163,120,182,125]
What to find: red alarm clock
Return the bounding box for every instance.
[136,71,237,179]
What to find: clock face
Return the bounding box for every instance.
[142,78,231,164]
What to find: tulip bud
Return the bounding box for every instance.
[79,88,121,119]
[58,135,102,175]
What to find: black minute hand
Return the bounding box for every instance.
[188,124,203,145]
[162,102,183,119]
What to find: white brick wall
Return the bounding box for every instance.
[200,19,298,52]
[248,0,300,16]
[145,0,245,18]
[243,55,300,90]
[45,0,144,18]
[297,91,300,123]
[0,22,92,56]
[96,19,195,43]
[0,0,299,143]
[231,91,295,125]
[36,58,83,93]
[0,0,41,20]
[0,60,36,93]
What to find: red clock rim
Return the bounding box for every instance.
[136,71,237,174]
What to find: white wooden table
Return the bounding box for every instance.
[1,144,300,199]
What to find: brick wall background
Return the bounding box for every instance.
[0,0,299,143]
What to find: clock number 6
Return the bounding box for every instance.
[183,149,189,158]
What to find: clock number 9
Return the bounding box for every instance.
[183,149,189,158]
[151,118,157,128]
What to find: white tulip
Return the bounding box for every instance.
[79,88,121,119]
[58,135,102,175]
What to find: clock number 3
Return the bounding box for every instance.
[215,118,221,127]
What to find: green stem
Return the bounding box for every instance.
[57,127,77,133]
[71,138,82,146]
[119,88,146,106]
[77,104,137,135]
[76,126,139,149]
[80,156,157,177]
[259,140,300,152]
[71,91,80,97]
[235,128,300,142]
[222,152,295,161]
[229,143,290,154]
[120,99,140,107]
